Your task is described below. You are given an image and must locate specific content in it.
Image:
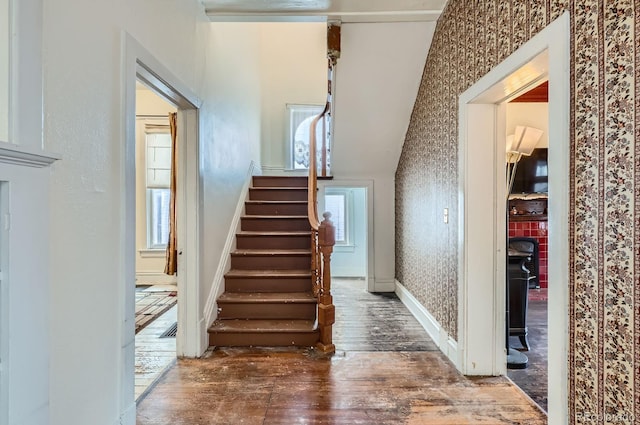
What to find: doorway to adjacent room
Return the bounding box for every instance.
[457,12,569,423]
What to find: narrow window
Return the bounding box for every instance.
[324,191,348,245]
[145,133,172,249]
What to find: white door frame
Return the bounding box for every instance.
[121,34,203,422]
[0,182,8,425]
[457,13,569,424]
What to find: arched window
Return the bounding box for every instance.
[287,104,329,170]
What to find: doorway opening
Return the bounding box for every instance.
[505,82,550,410]
[317,181,373,289]
[122,35,203,420]
[134,81,178,400]
[457,12,569,424]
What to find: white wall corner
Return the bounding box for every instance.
[374,278,396,292]
[203,161,260,328]
[198,317,208,355]
[118,402,136,425]
[395,280,458,367]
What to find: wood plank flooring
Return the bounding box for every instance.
[135,305,176,400]
[508,297,548,411]
[136,279,546,424]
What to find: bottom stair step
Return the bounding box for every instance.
[208,319,319,347]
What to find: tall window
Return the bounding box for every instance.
[324,190,348,244]
[146,133,172,249]
[287,104,327,170]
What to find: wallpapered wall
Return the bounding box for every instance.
[395,0,639,422]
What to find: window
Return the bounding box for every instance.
[324,190,348,245]
[145,133,172,249]
[287,104,328,170]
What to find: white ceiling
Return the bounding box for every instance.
[202,0,448,23]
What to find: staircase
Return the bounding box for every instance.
[208,176,320,347]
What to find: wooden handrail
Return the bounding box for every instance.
[307,100,330,230]
[308,58,336,354]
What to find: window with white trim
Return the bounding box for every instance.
[324,190,348,245]
[145,132,172,249]
[287,104,327,170]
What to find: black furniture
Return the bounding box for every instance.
[507,261,531,351]
[508,237,540,289]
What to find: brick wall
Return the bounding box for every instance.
[508,221,548,288]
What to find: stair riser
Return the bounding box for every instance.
[224,277,312,293]
[249,188,307,201]
[209,331,319,347]
[231,255,311,270]
[241,218,310,232]
[245,203,308,216]
[217,303,316,320]
[236,235,311,250]
[252,176,308,188]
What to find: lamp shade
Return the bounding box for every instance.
[507,126,543,156]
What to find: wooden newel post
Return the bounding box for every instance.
[317,212,336,354]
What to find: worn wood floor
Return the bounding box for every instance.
[508,297,548,411]
[137,278,546,424]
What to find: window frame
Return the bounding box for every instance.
[144,131,172,250]
[323,188,352,247]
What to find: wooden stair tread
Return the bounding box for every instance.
[225,269,311,278]
[218,292,316,303]
[250,187,307,190]
[209,319,316,333]
[237,231,311,236]
[231,249,311,256]
[245,200,307,204]
[242,215,307,219]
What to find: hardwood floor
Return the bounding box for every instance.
[137,279,546,424]
[508,295,548,411]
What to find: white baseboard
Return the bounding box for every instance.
[135,272,177,285]
[395,280,458,366]
[203,161,260,328]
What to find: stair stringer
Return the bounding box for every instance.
[203,161,261,328]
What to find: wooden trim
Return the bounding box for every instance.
[510,81,548,103]
[0,142,59,168]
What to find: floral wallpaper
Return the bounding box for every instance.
[395,0,639,422]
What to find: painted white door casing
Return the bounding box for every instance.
[457,12,570,425]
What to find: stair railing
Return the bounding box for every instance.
[308,60,336,354]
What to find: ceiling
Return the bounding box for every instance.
[202,0,449,23]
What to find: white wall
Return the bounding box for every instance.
[43,4,262,425]
[506,102,549,148]
[332,22,434,291]
[0,0,8,141]
[0,1,54,424]
[135,88,177,284]
[200,22,262,316]
[1,166,50,425]
[258,23,326,172]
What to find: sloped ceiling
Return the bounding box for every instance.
[202,0,448,22]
